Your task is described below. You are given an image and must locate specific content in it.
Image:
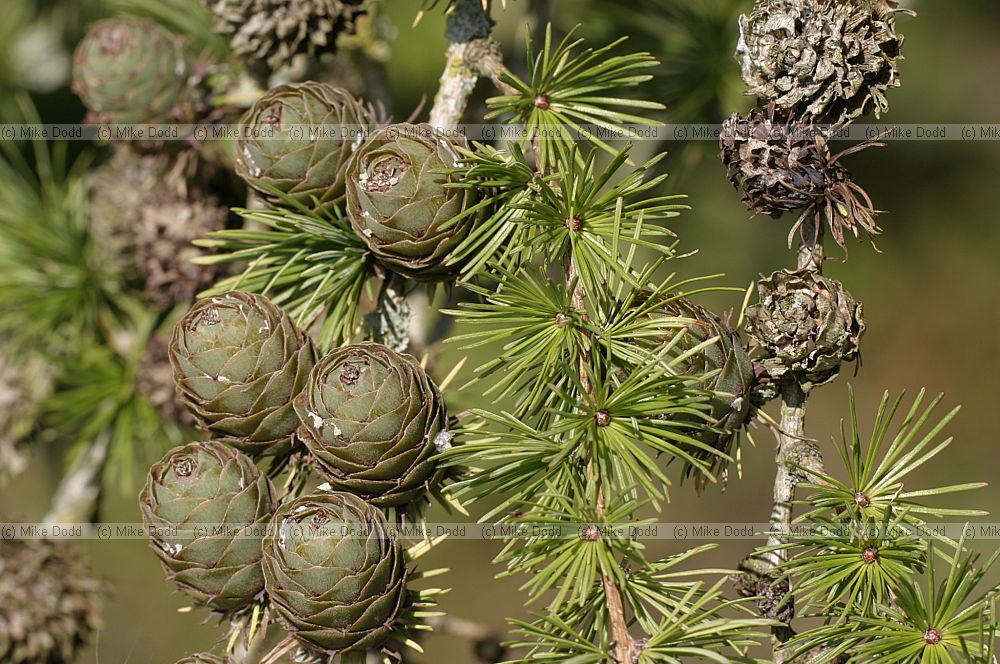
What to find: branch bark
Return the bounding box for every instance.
[753,213,829,662]
[43,433,109,524]
[567,255,636,664]
[428,0,495,129]
[796,212,826,273]
[428,0,518,131]
[364,273,412,353]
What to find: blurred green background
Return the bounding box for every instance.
[2,0,999,661]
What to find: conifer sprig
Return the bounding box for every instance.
[487,24,665,171]
[510,145,684,290]
[544,342,719,503]
[442,261,724,421]
[796,389,989,526]
[438,24,776,662]
[0,101,126,348]
[195,204,375,350]
[439,143,544,279]
[0,97,186,497]
[754,389,997,660]
[442,410,575,519]
[42,311,192,488]
[441,143,686,285]
[776,510,928,617]
[506,573,771,664]
[442,268,583,416]
[785,540,1000,663]
[495,484,648,610]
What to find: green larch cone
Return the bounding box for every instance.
[736,0,910,124]
[746,269,865,388]
[207,0,372,73]
[656,298,760,483]
[0,538,102,664]
[719,106,880,252]
[346,123,477,282]
[236,83,375,211]
[72,17,191,124]
[176,655,228,664]
[294,343,446,507]
[169,292,318,456]
[262,492,407,653]
[139,440,277,611]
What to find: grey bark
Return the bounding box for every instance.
[43,433,109,524]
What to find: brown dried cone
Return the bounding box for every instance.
[757,577,794,623]
[746,269,865,388]
[87,148,230,310]
[720,106,881,252]
[737,0,911,123]
[133,195,230,311]
[87,148,152,257]
[207,0,373,74]
[261,491,407,653]
[139,441,277,611]
[294,343,446,507]
[169,292,317,456]
[0,538,102,663]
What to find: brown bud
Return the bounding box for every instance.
[595,410,611,428]
[554,312,570,327]
[854,491,871,508]
[861,547,879,565]
[534,94,550,110]
[923,628,942,645]
[565,216,584,233]
[582,525,600,542]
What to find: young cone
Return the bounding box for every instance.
[345,123,478,281]
[139,441,277,611]
[261,492,407,653]
[653,298,763,483]
[72,18,191,124]
[236,82,376,211]
[294,343,446,506]
[169,292,318,456]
